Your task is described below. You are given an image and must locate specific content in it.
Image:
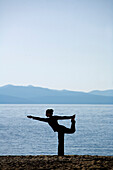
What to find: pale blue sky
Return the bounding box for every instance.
[0,0,113,91]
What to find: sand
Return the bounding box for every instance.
[0,155,113,170]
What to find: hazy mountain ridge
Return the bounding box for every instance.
[89,90,113,97]
[0,85,113,104]
[0,94,31,104]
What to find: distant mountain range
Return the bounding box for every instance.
[0,85,113,104]
[89,90,113,97]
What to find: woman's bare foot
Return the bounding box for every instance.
[71,114,76,122]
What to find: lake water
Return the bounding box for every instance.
[0,104,113,156]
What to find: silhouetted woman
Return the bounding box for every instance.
[27,109,76,155]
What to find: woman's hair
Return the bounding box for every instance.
[46,109,54,115]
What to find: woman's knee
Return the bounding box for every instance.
[71,128,76,133]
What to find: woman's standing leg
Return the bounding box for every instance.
[58,131,64,156]
[57,119,76,156]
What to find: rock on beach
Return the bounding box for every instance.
[0,155,113,170]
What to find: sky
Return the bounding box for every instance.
[0,0,113,92]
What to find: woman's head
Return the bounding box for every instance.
[46,109,54,117]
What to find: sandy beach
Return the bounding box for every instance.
[0,155,113,170]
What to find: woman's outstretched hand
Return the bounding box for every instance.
[27,115,33,119]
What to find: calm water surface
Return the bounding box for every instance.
[0,104,113,156]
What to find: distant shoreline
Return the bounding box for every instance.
[0,155,113,169]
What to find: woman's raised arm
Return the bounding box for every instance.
[55,114,75,120]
